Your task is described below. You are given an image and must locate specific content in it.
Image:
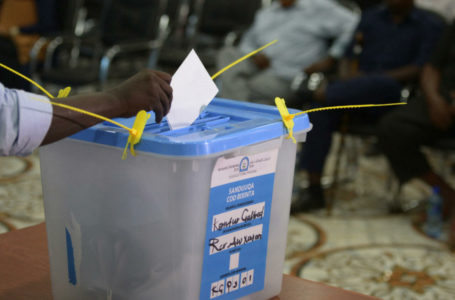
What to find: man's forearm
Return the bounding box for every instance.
[41,92,125,145]
[41,70,173,146]
[421,64,442,101]
[338,58,357,79]
[304,56,336,75]
[385,65,420,83]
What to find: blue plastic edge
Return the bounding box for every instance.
[69,98,310,157]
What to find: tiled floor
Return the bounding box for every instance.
[1,135,454,299]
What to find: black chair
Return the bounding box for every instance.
[191,0,263,47]
[164,0,190,42]
[158,0,263,69]
[350,0,382,10]
[28,0,85,84]
[32,0,169,92]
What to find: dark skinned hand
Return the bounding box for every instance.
[252,53,270,70]
[108,70,173,123]
[428,94,454,130]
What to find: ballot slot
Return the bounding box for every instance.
[102,111,245,136]
[86,99,297,159]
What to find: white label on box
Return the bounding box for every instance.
[210,151,278,187]
[209,224,263,255]
[240,269,254,288]
[225,275,239,294]
[212,202,265,232]
[210,279,225,299]
[229,253,239,270]
[200,149,279,300]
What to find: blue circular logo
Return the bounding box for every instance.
[240,157,249,172]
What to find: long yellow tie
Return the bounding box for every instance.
[0,39,406,158]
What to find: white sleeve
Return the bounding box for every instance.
[0,83,53,156]
[320,2,360,59]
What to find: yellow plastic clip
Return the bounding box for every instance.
[275,99,407,144]
[57,87,71,98]
[275,97,296,143]
[122,110,151,160]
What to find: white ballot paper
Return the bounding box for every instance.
[167,49,219,130]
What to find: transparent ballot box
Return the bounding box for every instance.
[39,98,311,300]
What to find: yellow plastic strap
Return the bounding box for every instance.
[0,62,142,156]
[295,102,407,116]
[1,40,278,159]
[211,40,278,80]
[122,110,151,160]
[0,63,54,99]
[275,98,407,143]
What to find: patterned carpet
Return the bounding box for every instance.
[285,136,455,299]
[0,152,44,232]
[1,136,455,299]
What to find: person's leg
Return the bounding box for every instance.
[302,75,402,183]
[246,69,293,105]
[216,46,257,101]
[377,97,455,217]
[292,75,402,212]
[292,107,343,212]
[320,74,402,106]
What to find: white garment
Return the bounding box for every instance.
[239,0,359,80]
[416,0,455,21]
[0,83,52,156]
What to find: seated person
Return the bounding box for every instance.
[416,0,455,22]
[216,0,359,104]
[292,0,444,213]
[378,21,455,248]
[351,0,383,10]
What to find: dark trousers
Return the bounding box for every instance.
[377,94,455,183]
[299,74,402,173]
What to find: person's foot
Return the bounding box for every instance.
[290,184,325,214]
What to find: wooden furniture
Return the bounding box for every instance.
[0,224,379,300]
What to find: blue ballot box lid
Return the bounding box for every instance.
[70,98,310,157]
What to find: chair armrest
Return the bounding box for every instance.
[224,30,241,47]
[99,39,165,86]
[29,37,50,76]
[29,33,82,72]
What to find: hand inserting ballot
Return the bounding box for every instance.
[108,70,173,123]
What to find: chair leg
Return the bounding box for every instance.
[346,135,361,191]
[385,164,403,213]
[327,113,351,215]
[327,131,347,216]
[147,49,160,69]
